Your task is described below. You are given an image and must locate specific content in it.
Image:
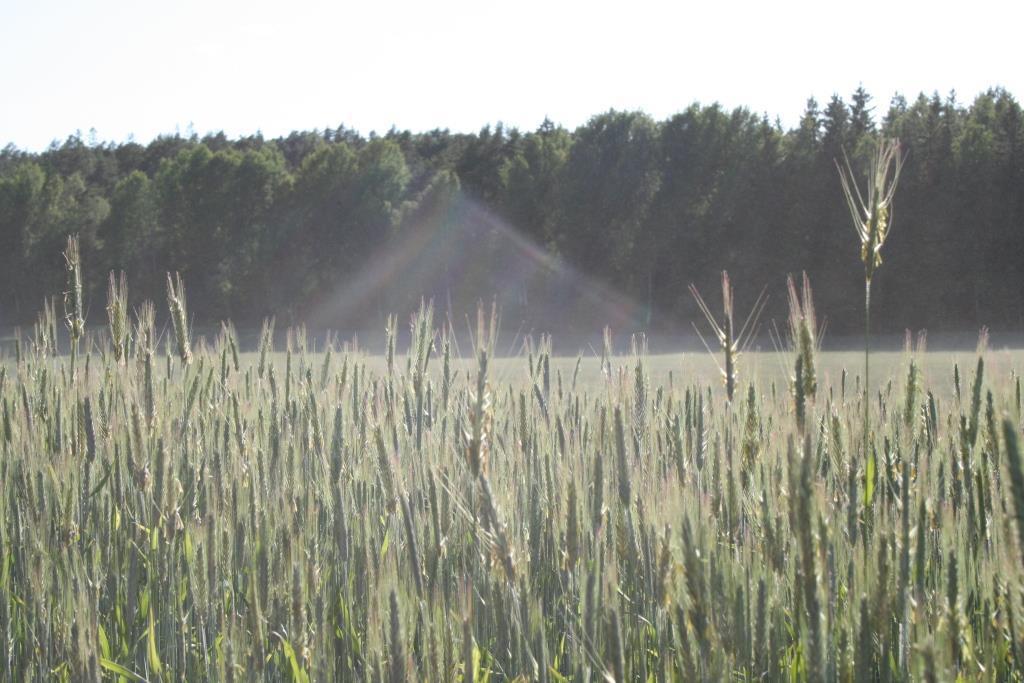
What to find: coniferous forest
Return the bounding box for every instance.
[1,87,1022,336]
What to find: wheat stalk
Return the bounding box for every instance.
[836,137,904,454]
[106,271,131,363]
[166,272,192,365]
[689,271,767,402]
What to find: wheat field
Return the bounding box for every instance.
[2,285,1024,681]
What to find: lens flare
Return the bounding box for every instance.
[306,189,647,345]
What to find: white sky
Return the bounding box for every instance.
[1,0,1021,151]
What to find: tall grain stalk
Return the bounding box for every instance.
[689,271,766,402]
[166,272,192,365]
[786,272,819,401]
[63,235,85,374]
[836,137,904,449]
[106,271,130,363]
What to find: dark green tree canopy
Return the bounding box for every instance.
[0,88,1021,336]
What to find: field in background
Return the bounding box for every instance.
[300,348,1024,401]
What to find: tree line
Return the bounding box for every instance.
[1,87,1022,337]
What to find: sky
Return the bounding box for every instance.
[1,0,1021,151]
